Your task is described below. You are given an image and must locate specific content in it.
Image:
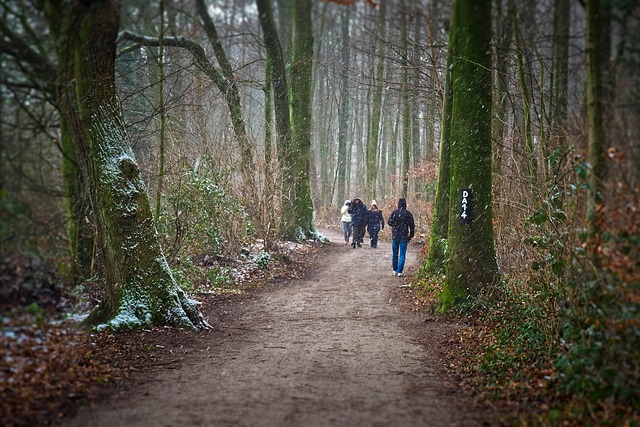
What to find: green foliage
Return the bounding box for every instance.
[470,149,639,423]
[477,280,550,382]
[157,164,252,262]
[252,252,271,269]
[521,154,640,411]
[424,237,447,275]
[170,257,199,292]
[169,257,231,292]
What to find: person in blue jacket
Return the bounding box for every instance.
[387,197,415,276]
[367,200,384,248]
[348,196,368,248]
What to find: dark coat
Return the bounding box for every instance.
[348,199,368,227]
[367,209,384,233]
[387,198,415,240]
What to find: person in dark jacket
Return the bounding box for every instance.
[367,200,384,248]
[348,196,368,248]
[387,197,415,276]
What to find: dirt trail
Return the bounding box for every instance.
[61,228,485,427]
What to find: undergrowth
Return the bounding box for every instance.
[413,149,640,426]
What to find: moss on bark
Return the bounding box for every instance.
[46,0,207,331]
[439,0,500,311]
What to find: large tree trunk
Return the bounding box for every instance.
[45,0,206,331]
[425,35,453,275]
[258,0,314,240]
[366,0,386,200]
[585,0,608,262]
[439,0,500,310]
[337,7,351,206]
[400,0,411,197]
[290,0,317,238]
[61,126,95,281]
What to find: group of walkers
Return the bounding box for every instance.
[340,196,415,276]
[340,196,384,249]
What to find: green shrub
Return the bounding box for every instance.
[157,164,252,262]
[522,156,640,409]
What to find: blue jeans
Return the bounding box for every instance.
[341,221,352,242]
[391,237,409,273]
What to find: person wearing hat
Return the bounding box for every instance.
[367,200,385,248]
[348,196,368,248]
[340,199,352,245]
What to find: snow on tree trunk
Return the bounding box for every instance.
[45,0,207,330]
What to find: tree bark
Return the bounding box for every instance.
[400,0,411,197]
[45,0,207,330]
[439,0,500,310]
[337,7,351,206]
[290,0,317,238]
[257,0,308,240]
[585,0,608,262]
[425,34,453,275]
[367,0,386,201]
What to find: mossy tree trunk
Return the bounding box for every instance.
[45,0,206,331]
[585,0,608,263]
[425,36,453,275]
[257,0,294,237]
[439,0,500,310]
[367,0,386,200]
[400,0,411,197]
[337,7,351,206]
[290,0,317,239]
[61,126,95,281]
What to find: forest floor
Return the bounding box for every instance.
[3,227,496,427]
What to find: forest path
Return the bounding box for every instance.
[61,228,485,427]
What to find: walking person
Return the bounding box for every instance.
[387,197,415,276]
[367,200,384,248]
[340,200,352,245]
[348,196,368,248]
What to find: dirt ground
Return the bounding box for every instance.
[58,228,489,427]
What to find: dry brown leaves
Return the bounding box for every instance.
[1,239,322,427]
[1,314,122,426]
